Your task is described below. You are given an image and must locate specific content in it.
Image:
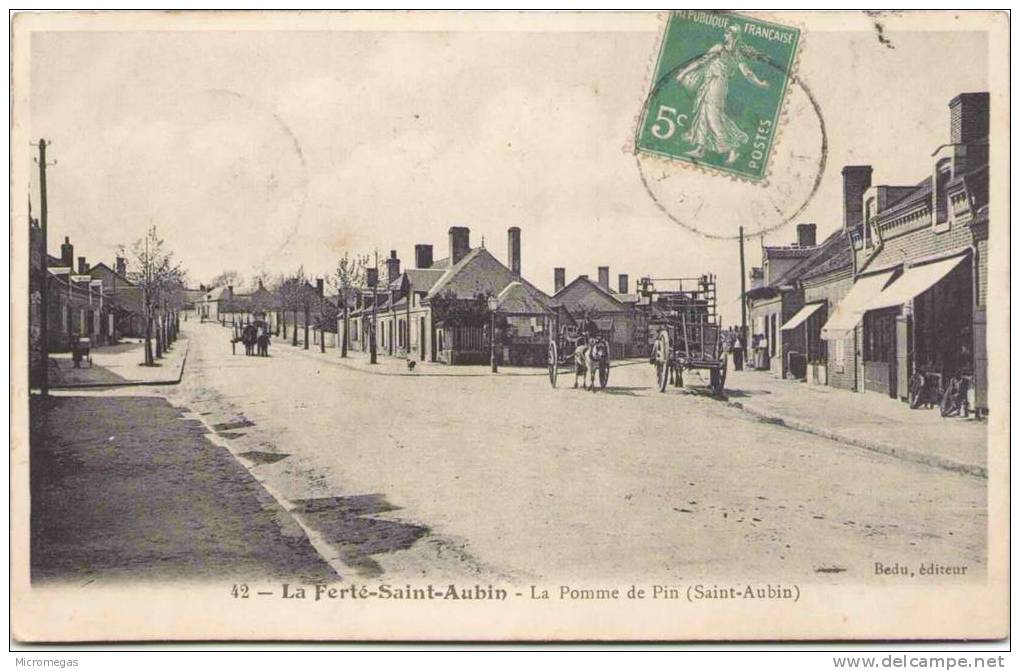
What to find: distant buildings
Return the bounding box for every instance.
[344,226,554,365]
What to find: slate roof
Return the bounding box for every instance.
[553,275,628,309]
[403,268,446,293]
[496,281,553,315]
[800,230,853,281]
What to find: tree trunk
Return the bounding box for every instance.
[341,305,349,358]
[304,305,310,350]
[144,316,154,366]
[292,309,298,346]
[155,315,163,358]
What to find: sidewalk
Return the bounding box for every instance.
[725,369,987,478]
[29,394,336,584]
[48,336,189,388]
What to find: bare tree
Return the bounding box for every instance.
[208,269,241,289]
[120,226,186,366]
[331,252,369,358]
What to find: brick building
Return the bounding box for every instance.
[821,92,990,413]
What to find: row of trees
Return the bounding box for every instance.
[213,251,372,356]
[120,226,187,366]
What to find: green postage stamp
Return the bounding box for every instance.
[637,10,801,181]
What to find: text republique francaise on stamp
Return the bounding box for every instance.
[637,10,801,181]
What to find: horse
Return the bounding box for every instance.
[573,337,609,391]
[241,324,257,356]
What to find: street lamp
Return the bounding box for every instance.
[487,295,499,373]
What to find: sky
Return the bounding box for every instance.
[27,12,989,323]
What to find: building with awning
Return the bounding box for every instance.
[825,91,989,413]
[819,269,896,341]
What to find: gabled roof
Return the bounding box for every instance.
[90,261,135,286]
[427,247,520,300]
[800,230,853,281]
[496,281,553,315]
[553,275,627,310]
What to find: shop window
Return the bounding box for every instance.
[863,309,896,362]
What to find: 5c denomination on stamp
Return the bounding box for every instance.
[637,10,801,181]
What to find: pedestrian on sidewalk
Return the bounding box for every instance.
[732,333,744,371]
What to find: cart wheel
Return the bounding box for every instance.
[548,340,558,388]
[711,358,727,396]
[599,359,609,389]
[654,331,670,393]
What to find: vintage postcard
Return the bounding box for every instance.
[9,10,1009,642]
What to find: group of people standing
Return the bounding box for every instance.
[232,320,271,357]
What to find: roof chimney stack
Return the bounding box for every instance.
[115,256,126,276]
[316,278,324,296]
[796,223,817,247]
[949,92,990,145]
[554,267,566,294]
[60,237,73,268]
[618,274,629,295]
[841,165,873,233]
[597,266,610,291]
[77,256,88,275]
[507,226,521,277]
[415,244,433,269]
[386,250,401,283]
[448,226,470,265]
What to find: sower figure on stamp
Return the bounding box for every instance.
[675,24,769,165]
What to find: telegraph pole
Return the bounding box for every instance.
[739,225,747,350]
[368,263,378,365]
[37,139,50,396]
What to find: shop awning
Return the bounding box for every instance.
[781,302,825,331]
[820,270,895,340]
[866,254,967,312]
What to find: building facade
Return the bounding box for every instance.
[822,92,990,413]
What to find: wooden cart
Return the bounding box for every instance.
[640,275,727,396]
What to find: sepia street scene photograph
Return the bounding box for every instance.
[11,10,1009,643]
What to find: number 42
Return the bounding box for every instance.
[650,105,688,140]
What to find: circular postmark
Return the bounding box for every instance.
[633,16,828,241]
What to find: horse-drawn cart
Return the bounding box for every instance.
[547,311,610,390]
[640,274,727,396]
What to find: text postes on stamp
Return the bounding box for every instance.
[636,10,801,181]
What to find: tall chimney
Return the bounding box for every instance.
[415,244,433,269]
[949,92,990,145]
[115,256,126,276]
[316,278,324,296]
[77,256,88,275]
[448,226,470,265]
[386,250,401,283]
[796,223,817,247]
[841,165,873,232]
[554,267,566,294]
[618,274,629,294]
[597,266,610,291]
[60,237,73,268]
[507,226,521,277]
